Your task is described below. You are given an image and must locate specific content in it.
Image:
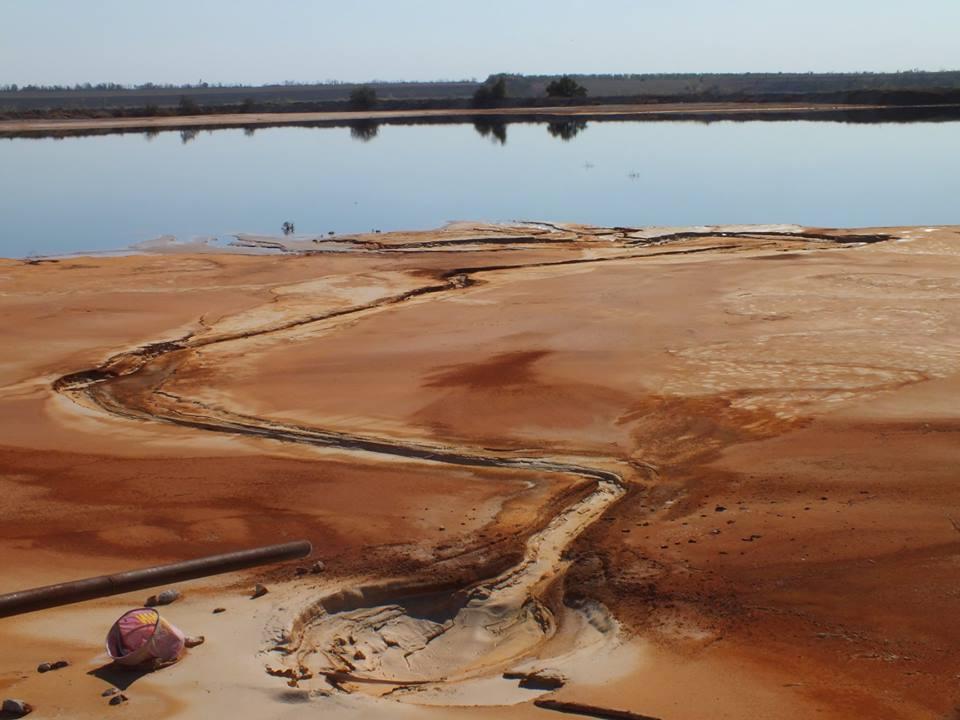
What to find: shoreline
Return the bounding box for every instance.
[2,222,920,262]
[3,101,960,137]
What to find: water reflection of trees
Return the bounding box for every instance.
[473,119,507,145]
[546,120,588,141]
[349,120,380,142]
[179,128,199,144]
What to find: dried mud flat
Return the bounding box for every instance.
[1,222,960,719]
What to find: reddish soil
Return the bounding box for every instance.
[2,223,960,718]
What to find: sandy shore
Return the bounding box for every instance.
[0,102,921,135]
[2,222,960,718]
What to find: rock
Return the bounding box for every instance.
[353,649,365,660]
[212,607,226,614]
[184,636,205,648]
[503,669,566,691]
[145,589,181,607]
[310,561,326,574]
[37,660,69,673]
[108,693,128,706]
[101,688,119,697]
[715,505,727,512]
[1,699,32,717]
[294,566,308,576]
[252,583,269,599]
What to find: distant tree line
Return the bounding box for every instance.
[5,70,960,122]
[3,69,959,96]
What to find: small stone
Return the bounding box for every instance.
[109,693,128,706]
[438,526,446,531]
[146,589,181,607]
[353,649,366,660]
[37,660,69,673]
[715,505,727,512]
[102,688,119,697]
[212,607,226,614]
[294,567,308,576]
[310,561,326,574]
[2,699,32,716]
[184,636,205,648]
[252,583,269,599]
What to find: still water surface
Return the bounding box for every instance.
[1,119,958,257]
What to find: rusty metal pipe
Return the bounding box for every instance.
[0,540,312,618]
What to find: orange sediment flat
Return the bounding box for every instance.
[1,222,960,718]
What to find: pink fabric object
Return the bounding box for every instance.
[107,608,186,666]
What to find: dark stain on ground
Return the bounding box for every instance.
[422,350,551,389]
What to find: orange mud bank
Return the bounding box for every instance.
[1,223,960,718]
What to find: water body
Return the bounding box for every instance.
[1,118,958,257]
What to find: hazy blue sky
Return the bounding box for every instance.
[3,0,959,85]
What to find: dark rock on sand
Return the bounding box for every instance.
[145,589,181,607]
[1,699,33,717]
[37,660,69,673]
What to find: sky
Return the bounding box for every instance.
[2,0,959,86]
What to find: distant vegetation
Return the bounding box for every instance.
[2,71,960,121]
[472,75,508,108]
[546,76,588,98]
[349,86,377,110]
[178,95,200,115]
